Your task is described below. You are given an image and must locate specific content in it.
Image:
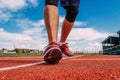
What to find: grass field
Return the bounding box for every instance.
[0,52,102,57]
[0,53,43,57]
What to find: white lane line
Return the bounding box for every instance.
[62,55,83,60]
[0,56,82,71]
[0,61,45,71]
[71,58,120,61]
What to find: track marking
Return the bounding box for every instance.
[0,56,82,71]
[0,61,45,71]
[71,58,120,61]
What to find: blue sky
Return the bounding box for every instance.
[0,0,120,52]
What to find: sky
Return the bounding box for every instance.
[0,0,120,52]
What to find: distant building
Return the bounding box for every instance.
[0,48,8,53]
[0,50,2,53]
[0,48,16,53]
[102,30,120,55]
[30,49,39,54]
[14,48,39,54]
[8,50,16,53]
[0,48,40,54]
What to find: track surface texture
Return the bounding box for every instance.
[0,55,120,80]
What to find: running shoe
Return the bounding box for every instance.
[60,43,74,56]
[44,42,62,64]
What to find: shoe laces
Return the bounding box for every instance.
[43,42,58,50]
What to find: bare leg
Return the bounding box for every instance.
[60,19,74,42]
[44,5,59,43]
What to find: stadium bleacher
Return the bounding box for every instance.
[102,30,120,55]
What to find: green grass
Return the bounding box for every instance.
[0,51,103,57]
[0,53,43,57]
[74,51,103,56]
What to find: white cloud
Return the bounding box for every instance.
[0,28,32,41]
[27,0,38,7]
[59,16,65,25]
[15,18,45,29]
[66,28,109,52]
[68,28,109,41]
[89,42,101,47]
[34,19,45,27]
[0,17,110,52]
[0,0,38,11]
[0,0,38,22]
[74,21,87,27]
[0,10,12,22]
[0,18,47,50]
[0,27,47,50]
[85,42,102,52]
[0,0,26,11]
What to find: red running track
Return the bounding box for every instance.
[0,55,120,80]
[0,56,43,68]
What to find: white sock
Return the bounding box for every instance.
[58,42,66,46]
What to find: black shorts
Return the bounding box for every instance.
[45,0,80,7]
[61,0,80,7]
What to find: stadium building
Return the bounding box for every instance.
[102,30,120,55]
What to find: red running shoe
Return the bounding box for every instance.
[60,43,74,56]
[44,42,62,64]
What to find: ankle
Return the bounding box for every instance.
[58,42,67,46]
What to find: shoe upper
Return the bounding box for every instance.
[44,42,73,57]
[60,43,73,56]
[44,42,61,55]
[43,42,63,64]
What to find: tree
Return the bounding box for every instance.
[14,48,20,53]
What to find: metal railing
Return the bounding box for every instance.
[103,45,120,55]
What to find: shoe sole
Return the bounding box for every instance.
[44,48,62,64]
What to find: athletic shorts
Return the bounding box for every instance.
[61,0,80,7]
[45,0,80,7]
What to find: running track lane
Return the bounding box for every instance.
[0,56,43,68]
[0,55,120,80]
